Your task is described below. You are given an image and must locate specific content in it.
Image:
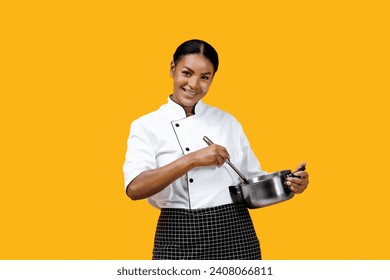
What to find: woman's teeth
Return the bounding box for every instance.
[183,88,197,95]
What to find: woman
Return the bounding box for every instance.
[123,39,309,260]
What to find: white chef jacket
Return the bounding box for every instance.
[123,96,264,209]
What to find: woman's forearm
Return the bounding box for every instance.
[126,144,229,200]
[126,154,197,200]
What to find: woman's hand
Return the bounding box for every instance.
[188,144,230,168]
[126,144,230,200]
[285,162,309,194]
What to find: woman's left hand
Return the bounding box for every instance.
[285,162,309,194]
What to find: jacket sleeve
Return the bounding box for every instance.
[238,122,266,179]
[123,119,157,191]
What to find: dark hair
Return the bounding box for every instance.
[173,39,219,73]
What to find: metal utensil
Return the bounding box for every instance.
[203,136,249,184]
[229,165,307,208]
[229,170,294,208]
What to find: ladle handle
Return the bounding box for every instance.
[202,136,249,184]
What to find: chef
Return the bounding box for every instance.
[123,39,309,260]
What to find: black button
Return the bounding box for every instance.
[185,147,190,151]
[175,123,180,127]
[189,178,194,183]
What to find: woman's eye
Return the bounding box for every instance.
[182,71,191,76]
[201,76,209,80]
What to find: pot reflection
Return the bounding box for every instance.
[229,170,294,208]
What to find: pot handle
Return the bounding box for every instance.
[229,185,244,204]
[286,166,306,178]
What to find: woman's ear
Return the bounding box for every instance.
[169,61,175,78]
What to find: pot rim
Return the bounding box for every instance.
[241,169,292,185]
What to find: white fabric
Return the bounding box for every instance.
[123,96,264,209]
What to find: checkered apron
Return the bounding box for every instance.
[152,203,261,260]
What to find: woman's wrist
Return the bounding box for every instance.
[182,153,198,170]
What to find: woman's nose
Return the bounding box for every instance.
[188,77,200,89]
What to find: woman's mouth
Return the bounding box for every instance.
[182,88,199,96]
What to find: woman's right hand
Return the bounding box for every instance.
[188,144,230,167]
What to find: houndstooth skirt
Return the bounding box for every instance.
[152,203,261,260]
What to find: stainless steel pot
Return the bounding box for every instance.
[202,136,304,209]
[229,170,298,209]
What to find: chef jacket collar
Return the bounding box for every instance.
[167,95,206,118]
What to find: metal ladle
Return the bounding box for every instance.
[203,136,249,184]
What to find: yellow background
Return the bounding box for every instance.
[1,0,389,259]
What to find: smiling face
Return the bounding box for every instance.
[170,54,215,116]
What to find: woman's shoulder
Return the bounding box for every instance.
[202,102,241,124]
[130,104,166,124]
